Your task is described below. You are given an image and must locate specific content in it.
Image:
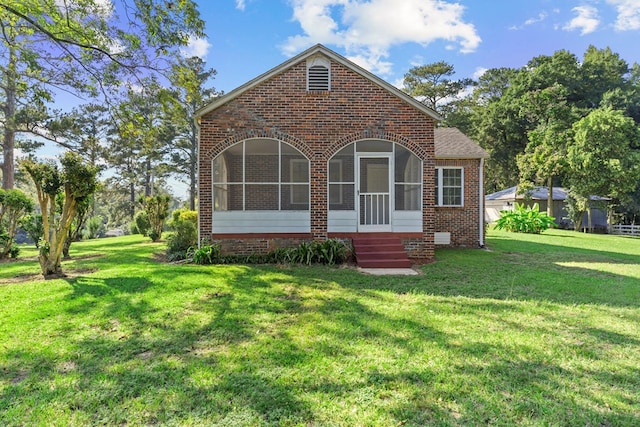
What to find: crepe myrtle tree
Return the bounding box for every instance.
[20,151,99,278]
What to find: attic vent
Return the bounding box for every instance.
[307,55,331,91]
[308,65,329,91]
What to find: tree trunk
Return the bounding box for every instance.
[130,180,136,220]
[39,251,63,278]
[546,177,553,218]
[62,234,72,259]
[145,159,152,197]
[2,42,18,190]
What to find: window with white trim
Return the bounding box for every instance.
[435,167,463,206]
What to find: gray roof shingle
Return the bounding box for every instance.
[435,127,489,159]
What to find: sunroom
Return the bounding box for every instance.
[210,137,424,234]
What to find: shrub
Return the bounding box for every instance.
[0,189,34,259]
[284,239,350,265]
[495,202,555,234]
[143,195,171,242]
[134,211,151,236]
[170,209,197,227]
[8,244,19,258]
[84,215,104,239]
[192,243,221,265]
[129,221,139,235]
[190,239,349,266]
[312,239,350,265]
[270,247,296,264]
[19,214,43,248]
[166,221,198,261]
[166,209,199,261]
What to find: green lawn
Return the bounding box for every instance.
[1,229,639,426]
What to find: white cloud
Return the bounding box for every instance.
[472,67,487,80]
[509,11,548,30]
[180,36,211,59]
[563,5,600,35]
[281,0,481,75]
[606,0,640,31]
[236,0,246,11]
[56,0,113,18]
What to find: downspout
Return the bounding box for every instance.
[195,116,201,248]
[479,158,485,248]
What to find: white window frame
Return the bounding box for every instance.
[289,158,310,205]
[436,167,464,207]
[328,158,344,204]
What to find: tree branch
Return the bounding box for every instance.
[0,2,132,70]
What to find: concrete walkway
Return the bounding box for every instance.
[358,267,419,276]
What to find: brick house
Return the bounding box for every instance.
[195,44,488,264]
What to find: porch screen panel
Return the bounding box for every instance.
[282,145,310,210]
[213,145,243,211]
[246,184,279,210]
[246,139,279,182]
[212,139,310,212]
[328,145,355,210]
[394,145,422,211]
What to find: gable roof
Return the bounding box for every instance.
[195,44,442,121]
[434,127,489,159]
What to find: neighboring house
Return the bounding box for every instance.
[485,186,609,229]
[195,44,488,263]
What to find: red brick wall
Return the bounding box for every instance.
[198,56,481,260]
[434,159,484,247]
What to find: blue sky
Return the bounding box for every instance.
[185,0,640,92]
[25,0,640,200]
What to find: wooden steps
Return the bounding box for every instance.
[352,235,412,269]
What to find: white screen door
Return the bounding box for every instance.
[358,156,391,231]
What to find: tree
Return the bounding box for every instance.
[62,195,92,259]
[142,194,170,242]
[0,188,33,258]
[564,191,589,231]
[402,61,473,113]
[56,104,110,167]
[600,62,640,124]
[106,80,175,220]
[469,67,529,192]
[580,45,629,109]
[167,56,219,210]
[1,0,205,189]
[19,213,43,248]
[517,85,576,216]
[567,108,640,230]
[19,151,99,278]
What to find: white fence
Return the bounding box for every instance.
[611,224,640,236]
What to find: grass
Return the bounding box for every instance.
[1,229,639,426]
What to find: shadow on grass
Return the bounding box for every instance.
[290,234,640,308]
[2,233,639,425]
